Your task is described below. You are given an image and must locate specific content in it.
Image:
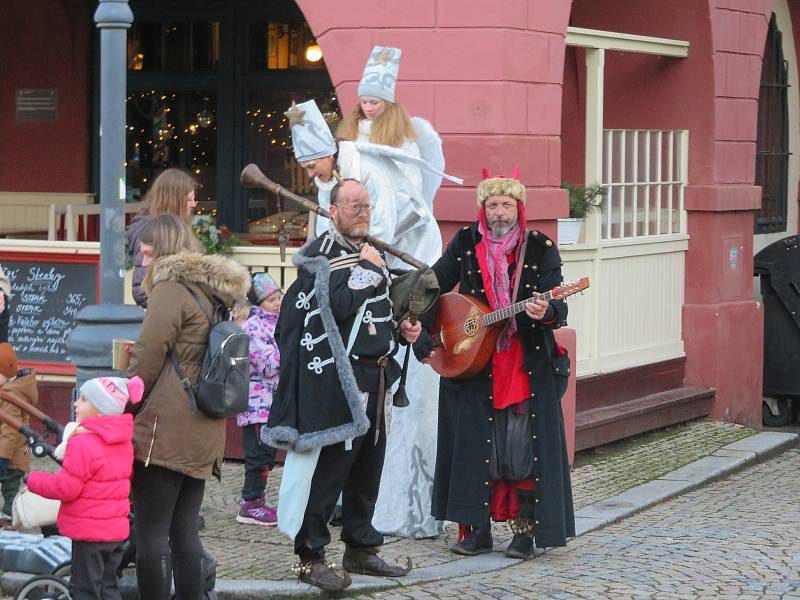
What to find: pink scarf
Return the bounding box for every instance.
[477,216,520,351]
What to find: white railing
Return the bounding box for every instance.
[602,129,688,240]
[560,128,689,377]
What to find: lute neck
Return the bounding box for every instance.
[482,290,554,326]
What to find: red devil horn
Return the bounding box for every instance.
[481,168,490,180]
[512,165,520,179]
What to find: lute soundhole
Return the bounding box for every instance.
[464,315,479,336]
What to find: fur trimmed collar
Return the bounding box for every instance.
[146,252,251,304]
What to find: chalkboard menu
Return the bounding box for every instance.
[1,255,98,373]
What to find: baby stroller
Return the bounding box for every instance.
[0,396,218,600]
[0,391,69,599]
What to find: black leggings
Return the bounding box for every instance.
[132,461,205,600]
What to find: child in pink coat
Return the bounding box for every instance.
[28,376,142,600]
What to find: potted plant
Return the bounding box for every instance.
[558,182,607,245]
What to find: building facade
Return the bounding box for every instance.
[1,0,796,447]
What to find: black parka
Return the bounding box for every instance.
[426,223,575,548]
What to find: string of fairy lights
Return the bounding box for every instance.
[125,89,339,239]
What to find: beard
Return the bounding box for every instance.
[338,221,369,240]
[490,220,515,237]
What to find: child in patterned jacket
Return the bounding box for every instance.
[236,273,282,526]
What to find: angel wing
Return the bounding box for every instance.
[353,135,464,198]
[411,117,446,211]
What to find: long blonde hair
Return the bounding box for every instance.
[141,168,196,222]
[140,214,201,261]
[336,101,416,148]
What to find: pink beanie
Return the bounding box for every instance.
[80,376,144,416]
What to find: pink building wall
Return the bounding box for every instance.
[0,0,92,193]
[560,0,770,426]
[298,0,773,427]
[300,0,572,242]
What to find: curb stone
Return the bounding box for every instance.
[3,431,796,599]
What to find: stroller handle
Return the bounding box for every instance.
[0,410,62,465]
[0,390,64,441]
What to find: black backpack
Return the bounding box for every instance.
[169,285,250,419]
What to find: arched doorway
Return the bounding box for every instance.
[122,0,338,236]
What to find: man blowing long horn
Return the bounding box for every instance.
[262,178,420,591]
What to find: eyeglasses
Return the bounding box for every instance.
[337,202,371,214]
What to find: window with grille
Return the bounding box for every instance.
[755,13,789,234]
[601,129,688,239]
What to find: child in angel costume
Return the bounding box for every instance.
[282,46,462,538]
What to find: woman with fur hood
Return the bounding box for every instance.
[127,214,250,600]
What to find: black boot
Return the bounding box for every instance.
[450,523,493,556]
[135,554,173,600]
[505,488,536,559]
[343,546,412,576]
[505,533,535,559]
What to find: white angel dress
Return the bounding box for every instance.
[337,117,457,538]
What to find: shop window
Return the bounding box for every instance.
[121,0,336,235]
[126,91,217,206]
[755,13,789,234]
[127,22,220,71]
[248,22,325,71]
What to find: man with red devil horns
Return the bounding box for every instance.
[415,168,575,558]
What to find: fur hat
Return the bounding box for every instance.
[0,343,17,378]
[476,167,526,205]
[357,46,401,103]
[80,376,144,416]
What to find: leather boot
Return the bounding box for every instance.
[505,488,536,559]
[294,559,352,592]
[450,523,493,556]
[135,554,173,600]
[505,533,535,559]
[342,546,412,577]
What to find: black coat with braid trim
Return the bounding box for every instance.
[423,222,576,549]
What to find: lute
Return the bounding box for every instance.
[428,278,590,379]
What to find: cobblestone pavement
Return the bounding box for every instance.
[353,448,800,600]
[194,418,753,580]
[24,418,757,582]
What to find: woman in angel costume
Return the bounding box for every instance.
[284,46,460,538]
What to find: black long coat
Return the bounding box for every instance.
[426,223,576,548]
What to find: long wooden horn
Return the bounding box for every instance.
[240,163,428,269]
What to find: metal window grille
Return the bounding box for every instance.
[755,13,789,234]
[601,129,688,239]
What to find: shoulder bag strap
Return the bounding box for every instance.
[510,230,530,305]
[166,281,213,413]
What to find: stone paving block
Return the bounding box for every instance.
[597,479,693,515]
[574,515,609,536]
[710,448,757,462]
[722,431,798,457]
[398,552,520,585]
[657,454,747,483]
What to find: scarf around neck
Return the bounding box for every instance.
[477,203,526,350]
